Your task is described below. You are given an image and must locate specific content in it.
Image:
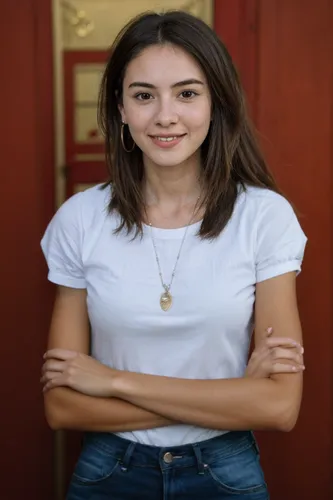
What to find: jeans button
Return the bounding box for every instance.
[163,452,173,464]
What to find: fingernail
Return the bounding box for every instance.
[267,327,273,334]
[300,347,304,354]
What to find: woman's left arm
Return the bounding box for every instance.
[109,272,303,432]
[43,272,303,431]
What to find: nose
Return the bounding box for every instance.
[155,98,179,127]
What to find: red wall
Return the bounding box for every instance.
[215,1,333,499]
[0,0,54,497]
[256,2,333,497]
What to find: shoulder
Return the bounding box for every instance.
[237,184,305,237]
[238,185,293,216]
[235,184,300,233]
[237,186,307,280]
[40,184,112,287]
[41,183,112,253]
[233,184,307,273]
[45,184,112,239]
[56,183,110,223]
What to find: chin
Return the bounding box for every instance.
[150,156,193,168]
[143,148,200,169]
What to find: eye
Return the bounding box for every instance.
[134,92,153,101]
[180,90,198,99]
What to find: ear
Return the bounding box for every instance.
[118,103,126,124]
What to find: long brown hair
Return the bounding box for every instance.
[98,10,280,239]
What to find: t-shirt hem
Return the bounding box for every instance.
[47,271,86,289]
[115,428,230,446]
[256,260,302,283]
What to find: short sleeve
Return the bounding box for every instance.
[255,194,307,283]
[41,193,86,288]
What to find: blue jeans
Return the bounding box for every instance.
[66,430,269,499]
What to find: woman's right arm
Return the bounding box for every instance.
[43,285,174,431]
[44,287,303,431]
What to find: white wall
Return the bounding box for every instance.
[62,0,213,49]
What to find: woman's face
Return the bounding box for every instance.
[119,44,212,169]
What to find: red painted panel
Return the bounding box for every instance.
[214,0,243,62]
[214,0,258,116]
[0,0,54,498]
[255,1,333,498]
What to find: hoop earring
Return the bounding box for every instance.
[121,122,135,153]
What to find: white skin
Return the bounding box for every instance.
[41,44,304,432]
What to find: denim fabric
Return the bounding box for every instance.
[66,430,269,499]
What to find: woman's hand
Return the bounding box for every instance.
[245,328,305,379]
[41,349,116,397]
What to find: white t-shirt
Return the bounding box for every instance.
[41,184,307,446]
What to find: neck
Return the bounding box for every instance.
[143,155,202,207]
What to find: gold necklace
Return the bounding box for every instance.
[148,197,201,311]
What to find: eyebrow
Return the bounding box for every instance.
[128,78,205,89]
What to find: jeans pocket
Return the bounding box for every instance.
[72,439,121,485]
[205,441,268,495]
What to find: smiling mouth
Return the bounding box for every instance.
[150,134,186,142]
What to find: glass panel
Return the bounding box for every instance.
[74,64,104,143]
[75,106,102,143]
[75,65,103,103]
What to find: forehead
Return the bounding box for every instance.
[123,44,206,86]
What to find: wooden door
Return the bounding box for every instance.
[63,51,108,197]
[215,1,333,499]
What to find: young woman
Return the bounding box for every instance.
[41,11,307,500]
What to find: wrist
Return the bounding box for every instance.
[112,369,134,399]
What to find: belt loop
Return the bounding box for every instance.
[250,431,260,455]
[192,443,205,475]
[120,442,136,472]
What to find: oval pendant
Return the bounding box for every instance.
[160,291,172,311]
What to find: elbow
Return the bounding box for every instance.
[277,411,299,432]
[265,380,302,432]
[272,401,300,432]
[45,408,64,431]
[44,391,67,431]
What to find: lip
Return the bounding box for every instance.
[149,134,186,149]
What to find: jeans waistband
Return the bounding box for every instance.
[83,431,257,473]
